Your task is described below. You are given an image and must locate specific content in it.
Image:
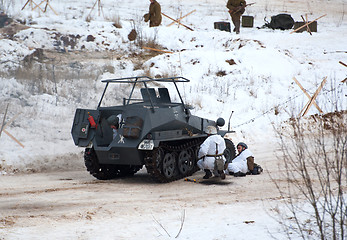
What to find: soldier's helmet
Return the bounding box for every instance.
[205,125,217,135]
[237,142,248,149]
[107,115,120,128]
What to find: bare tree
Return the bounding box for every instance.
[272,99,346,239]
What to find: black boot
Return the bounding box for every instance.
[235,26,240,34]
[203,169,212,179]
[234,171,246,177]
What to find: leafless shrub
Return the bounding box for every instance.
[142,65,177,79]
[273,107,347,240]
[175,209,185,238]
[152,214,171,237]
[129,15,161,50]
[151,209,186,239]
[335,3,345,27]
[0,0,14,13]
[130,16,145,48]
[102,64,114,74]
[142,30,159,49]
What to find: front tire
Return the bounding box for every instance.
[84,148,119,180]
[224,139,236,163]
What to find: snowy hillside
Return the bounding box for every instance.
[0,1,346,240]
[0,0,346,172]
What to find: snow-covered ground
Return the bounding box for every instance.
[0,0,345,171]
[0,0,346,239]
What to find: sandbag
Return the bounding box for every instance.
[251,163,263,175]
[127,29,137,41]
[265,14,294,30]
[123,116,143,139]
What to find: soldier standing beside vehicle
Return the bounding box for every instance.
[226,0,246,34]
[197,126,226,180]
[144,0,162,27]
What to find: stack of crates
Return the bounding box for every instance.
[241,16,254,28]
[214,22,231,32]
[293,21,317,32]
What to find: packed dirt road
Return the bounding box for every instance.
[0,143,285,239]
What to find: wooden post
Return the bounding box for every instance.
[167,10,196,27]
[44,0,58,15]
[305,14,312,35]
[23,0,57,15]
[87,0,98,19]
[162,13,194,31]
[21,0,31,10]
[0,103,9,138]
[290,14,327,34]
[300,15,312,35]
[0,105,24,148]
[27,0,45,12]
[32,0,45,11]
[293,77,323,114]
[2,129,25,148]
[87,0,104,18]
[340,61,347,83]
[301,77,327,116]
[0,113,20,133]
[97,0,104,17]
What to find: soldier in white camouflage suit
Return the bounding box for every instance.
[197,126,226,180]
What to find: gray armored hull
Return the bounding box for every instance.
[71,76,236,182]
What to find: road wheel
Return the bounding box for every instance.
[177,148,195,176]
[162,152,177,179]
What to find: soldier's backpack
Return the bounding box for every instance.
[264,14,294,30]
[251,163,263,175]
[127,29,137,41]
[214,143,224,171]
[123,116,144,139]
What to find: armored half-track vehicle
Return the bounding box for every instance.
[71,76,236,182]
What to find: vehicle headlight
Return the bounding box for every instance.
[138,139,154,150]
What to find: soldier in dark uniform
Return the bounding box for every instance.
[226,0,246,34]
[144,0,162,27]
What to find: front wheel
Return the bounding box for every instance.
[224,139,236,163]
[84,148,119,180]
